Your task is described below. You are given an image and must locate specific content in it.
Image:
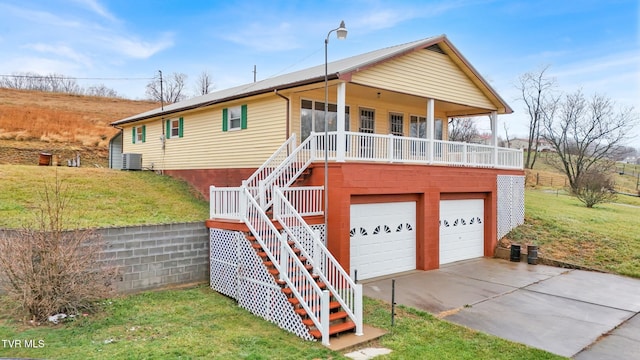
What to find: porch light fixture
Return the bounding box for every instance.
[324,20,347,231]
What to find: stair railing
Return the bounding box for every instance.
[258,133,319,211]
[241,186,332,345]
[245,133,298,203]
[273,186,363,336]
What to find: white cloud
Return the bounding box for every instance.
[71,0,117,22]
[23,43,92,68]
[222,22,301,52]
[99,34,175,59]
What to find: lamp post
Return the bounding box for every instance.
[324,20,347,232]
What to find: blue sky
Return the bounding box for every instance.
[0,0,638,144]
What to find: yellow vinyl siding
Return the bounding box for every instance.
[122,96,286,170]
[351,49,496,110]
[289,87,449,140]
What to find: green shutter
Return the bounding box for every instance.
[132,127,136,144]
[241,104,248,129]
[166,120,171,139]
[142,125,146,143]
[179,117,184,138]
[222,108,228,132]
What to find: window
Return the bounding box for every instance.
[300,100,349,140]
[165,117,184,139]
[132,125,145,144]
[390,113,403,136]
[409,115,443,140]
[359,108,375,133]
[223,105,247,131]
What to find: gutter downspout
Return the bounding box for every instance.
[274,89,290,141]
[110,124,124,169]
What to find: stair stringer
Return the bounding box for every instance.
[209,228,314,341]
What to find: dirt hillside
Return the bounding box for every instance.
[0,88,159,167]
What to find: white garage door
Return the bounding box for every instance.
[440,199,485,265]
[350,202,416,281]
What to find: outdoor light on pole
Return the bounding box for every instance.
[324,20,347,231]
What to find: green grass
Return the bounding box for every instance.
[508,189,640,278]
[0,165,209,229]
[0,286,562,360]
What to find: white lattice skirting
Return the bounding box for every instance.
[209,228,314,341]
[497,175,525,239]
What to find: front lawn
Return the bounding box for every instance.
[508,189,640,278]
[0,286,562,359]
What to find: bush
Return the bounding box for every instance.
[572,170,617,208]
[0,172,118,322]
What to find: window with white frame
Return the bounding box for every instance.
[165,117,184,139]
[359,108,375,133]
[300,99,349,140]
[132,125,146,144]
[390,113,404,136]
[409,115,443,140]
[222,105,247,131]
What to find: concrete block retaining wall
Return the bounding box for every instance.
[0,222,210,294]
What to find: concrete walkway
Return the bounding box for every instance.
[362,258,640,359]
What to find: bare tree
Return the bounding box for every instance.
[517,66,560,169]
[448,117,479,143]
[85,84,119,98]
[195,70,214,96]
[543,90,638,205]
[146,72,188,103]
[502,122,512,148]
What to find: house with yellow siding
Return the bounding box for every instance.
[111,35,525,344]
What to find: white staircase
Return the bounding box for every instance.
[209,133,363,345]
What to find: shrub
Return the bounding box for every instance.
[572,169,617,208]
[0,172,118,322]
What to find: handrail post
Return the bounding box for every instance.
[273,186,281,218]
[280,233,288,282]
[310,132,317,161]
[239,183,248,220]
[355,284,363,336]
[387,134,394,163]
[258,180,266,210]
[321,289,330,346]
[463,143,468,165]
[313,230,321,276]
[209,185,215,219]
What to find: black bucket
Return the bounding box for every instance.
[510,244,521,262]
[527,245,538,265]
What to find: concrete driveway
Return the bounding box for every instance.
[362,258,640,359]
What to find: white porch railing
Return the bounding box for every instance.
[280,186,325,217]
[242,186,332,345]
[273,186,363,336]
[310,131,523,169]
[210,186,244,220]
[246,134,298,204]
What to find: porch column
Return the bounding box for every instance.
[426,98,435,163]
[490,111,498,167]
[336,82,346,162]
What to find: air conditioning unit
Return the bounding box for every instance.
[122,153,142,170]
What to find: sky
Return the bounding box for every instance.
[0,0,638,146]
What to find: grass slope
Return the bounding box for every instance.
[0,286,562,360]
[509,189,640,278]
[0,165,209,229]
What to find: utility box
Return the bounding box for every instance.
[122,153,142,170]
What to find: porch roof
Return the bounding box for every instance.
[112,34,512,126]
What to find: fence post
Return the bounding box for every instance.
[258,180,266,210]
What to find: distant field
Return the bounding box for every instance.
[0,88,158,147]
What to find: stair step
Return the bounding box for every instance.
[257,248,301,258]
[302,310,349,326]
[276,273,319,286]
[265,256,307,267]
[294,301,341,316]
[309,320,356,339]
[282,282,326,295]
